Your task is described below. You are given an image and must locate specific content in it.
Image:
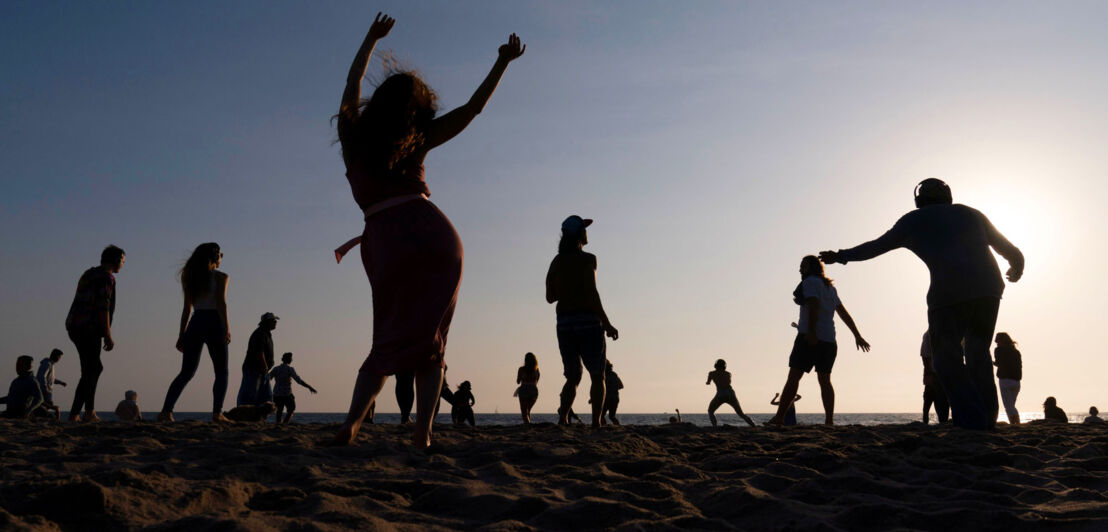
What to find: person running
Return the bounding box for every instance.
[1043,397,1067,423]
[767,256,870,427]
[268,352,317,424]
[65,245,125,422]
[705,359,755,427]
[994,332,1022,425]
[237,312,278,407]
[329,13,525,449]
[1,356,45,419]
[602,360,624,426]
[514,352,540,424]
[36,349,67,418]
[114,390,141,421]
[546,215,619,428]
[1083,407,1103,424]
[159,243,231,423]
[770,393,802,426]
[451,381,476,426]
[921,330,950,424]
[820,179,1024,429]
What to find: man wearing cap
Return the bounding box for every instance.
[237,312,278,407]
[819,179,1024,430]
[546,215,619,427]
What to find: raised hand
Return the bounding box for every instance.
[819,250,841,264]
[498,33,526,62]
[368,12,395,41]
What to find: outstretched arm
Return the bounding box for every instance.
[835,303,871,352]
[293,371,317,394]
[424,34,525,149]
[982,213,1025,282]
[820,222,905,265]
[339,13,395,126]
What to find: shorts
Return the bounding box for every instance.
[788,334,837,374]
[556,314,606,380]
[274,395,296,412]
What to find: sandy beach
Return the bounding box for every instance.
[1,420,1107,530]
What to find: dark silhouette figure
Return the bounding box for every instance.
[394,371,415,424]
[159,243,231,423]
[329,13,525,449]
[1043,397,1068,423]
[921,330,949,424]
[1084,407,1103,424]
[237,312,278,407]
[602,360,623,426]
[820,179,1024,429]
[224,401,276,423]
[65,245,125,422]
[768,256,870,426]
[268,352,317,424]
[994,332,1022,425]
[1,356,45,419]
[514,352,540,424]
[771,393,802,426]
[706,359,755,427]
[452,381,475,426]
[114,390,141,421]
[546,215,619,428]
[36,349,66,419]
[669,409,681,424]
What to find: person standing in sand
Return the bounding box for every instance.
[159,243,231,423]
[767,256,870,427]
[820,179,1023,430]
[36,349,67,418]
[546,215,619,428]
[706,359,755,427]
[993,332,1022,425]
[268,352,317,424]
[237,312,278,408]
[328,13,525,448]
[65,245,125,423]
[602,360,624,426]
[921,330,950,424]
[451,381,476,426]
[514,352,540,424]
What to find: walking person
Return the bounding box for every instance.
[994,332,1022,425]
[36,349,67,418]
[921,330,950,424]
[514,352,539,424]
[767,256,870,426]
[706,359,756,427]
[820,179,1024,429]
[237,312,278,407]
[65,245,125,422]
[268,352,317,424]
[329,13,525,449]
[546,215,619,427]
[158,243,231,423]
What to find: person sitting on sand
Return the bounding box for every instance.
[1084,407,1103,424]
[994,332,1022,425]
[514,353,539,424]
[706,359,755,427]
[767,256,870,427]
[268,352,317,425]
[771,393,802,426]
[452,381,475,426]
[36,349,67,419]
[114,390,141,421]
[602,360,624,426]
[1043,397,1068,423]
[921,330,949,424]
[1,356,45,419]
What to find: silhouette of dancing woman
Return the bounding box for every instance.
[159,243,231,423]
[514,352,540,424]
[330,13,525,448]
[546,216,619,427]
[767,256,870,426]
[820,179,1023,429]
[706,359,755,427]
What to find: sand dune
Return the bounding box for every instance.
[2,420,1107,530]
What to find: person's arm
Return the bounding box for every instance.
[175,293,192,352]
[55,380,66,387]
[469,394,476,407]
[217,274,230,344]
[98,276,115,351]
[706,372,713,385]
[338,13,395,131]
[545,258,559,304]
[516,367,523,385]
[771,393,781,405]
[981,212,1025,282]
[835,303,871,352]
[423,34,525,149]
[820,221,906,265]
[586,256,618,340]
[292,369,316,394]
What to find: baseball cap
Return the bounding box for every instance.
[561,215,593,233]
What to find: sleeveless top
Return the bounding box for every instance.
[193,273,220,310]
[345,155,429,211]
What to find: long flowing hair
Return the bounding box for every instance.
[794,255,833,305]
[180,243,220,302]
[523,352,538,371]
[337,70,438,173]
[995,332,1017,348]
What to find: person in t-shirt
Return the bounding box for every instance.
[237,312,278,407]
[993,332,1022,425]
[36,349,67,417]
[767,256,870,426]
[65,245,125,423]
[1,356,44,419]
[114,390,141,421]
[268,352,317,424]
[921,330,950,424]
[1042,396,1068,423]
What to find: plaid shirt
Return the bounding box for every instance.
[65,266,115,335]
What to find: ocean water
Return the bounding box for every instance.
[94,411,1079,426]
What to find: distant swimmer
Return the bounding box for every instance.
[993,332,1022,425]
[1084,407,1103,424]
[1,356,45,419]
[65,245,125,423]
[452,381,476,426]
[1043,397,1068,423]
[767,256,870,427]
[514,353,540,424]
[706,359,755,427]
[770,393,802,426]
[114,390,141,421]
[820,179,1023,429]
[268,352,317,424]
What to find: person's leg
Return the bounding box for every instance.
[67,331,101,421]
[727,397,756,427]
[707,395,724,426]
[999,379,1020,424]
[816,372,835,425]
[770,369,806,424]
[609,398,620,425]
[209,332,230,422]
[332,367,389,445]
[923,387,934,424]
[412,365,444,449]
[934,383,950,423]
[284,396,296,424]
[587,369,606,428]
[928,303,990,429]
[161,336,203,416]
[519,397,529,424]
[557,326,583,425]
[395,371,415,424]
[964,298,1001,428]
[274,400,285,423]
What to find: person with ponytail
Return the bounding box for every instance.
[158,243,231,423]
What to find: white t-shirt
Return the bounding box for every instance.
[796,276,839,343]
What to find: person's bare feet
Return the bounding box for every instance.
[412,426,431,449]
[763,415,784,427]
[81,412,101,423]
[212,412,231,423]
[327,422,359,446]
[67,413,82,423]
[157,411,174,423]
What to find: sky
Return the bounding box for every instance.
[2,1,1107,417]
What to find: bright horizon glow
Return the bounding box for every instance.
[2,2,1107,418]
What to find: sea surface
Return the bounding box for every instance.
[92,411,1075,425]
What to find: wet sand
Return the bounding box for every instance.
[1,420,1107,530]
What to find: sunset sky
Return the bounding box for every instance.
[3,2,1106,417]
